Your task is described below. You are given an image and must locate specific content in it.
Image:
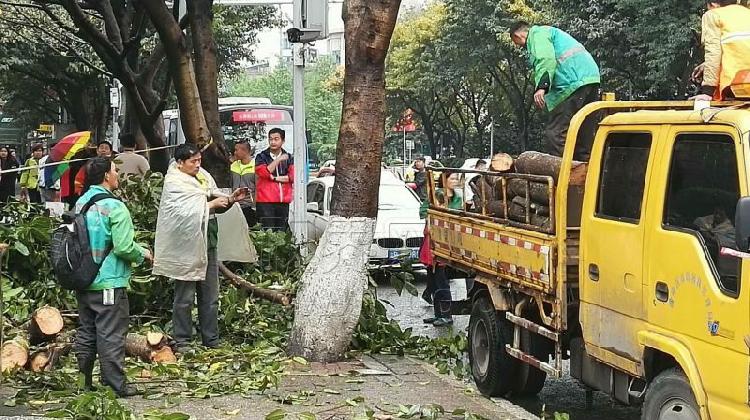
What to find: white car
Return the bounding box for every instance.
[305,170,425,270]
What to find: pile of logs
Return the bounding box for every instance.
[499,151,588,229]
[1,306,176,374]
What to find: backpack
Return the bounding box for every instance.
[49,193,115,291]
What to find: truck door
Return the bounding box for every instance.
[581,129,657,362]
[645,127,750,417]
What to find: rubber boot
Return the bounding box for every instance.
[77,358,95,391]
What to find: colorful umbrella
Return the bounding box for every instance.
[44,131,91,188]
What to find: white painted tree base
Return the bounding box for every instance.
[288,216,376,362]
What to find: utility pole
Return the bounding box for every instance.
[291,0,308,251]
[489,118,494,159]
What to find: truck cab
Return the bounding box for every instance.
[426,100,750,420]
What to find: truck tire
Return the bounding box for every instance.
[468,296,517,397]
[511,328,549,396]
[641,368,700,420]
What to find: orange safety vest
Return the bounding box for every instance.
[710,5,750,100]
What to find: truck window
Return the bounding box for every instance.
[596,132,652,223]
[663,133,741,296]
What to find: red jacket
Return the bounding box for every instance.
[255,148,294,204]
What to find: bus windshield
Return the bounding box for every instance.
[220,107,294,155]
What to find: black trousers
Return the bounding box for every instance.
[75,288,129,394]
[546,84,600,161]
[172,248,220,349]
[240,205,258,229]
[27,188,42,204]
[256,202,290,232]
[432,266,452,319]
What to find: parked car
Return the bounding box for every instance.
[305,170,425,271]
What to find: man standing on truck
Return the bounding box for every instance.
[691,0,750,101]
[510,22,600,160]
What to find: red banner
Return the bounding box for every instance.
[232,109,286,123]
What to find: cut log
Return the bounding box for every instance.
[28,343,72,372]
[508,200,551,229]
[514,151,588,186]
[489,153,514,172]
[1,337,29,372]
[29,306,64,345]
[125,333,156,362]
[125,333,176,363]
[508,179,552,205]
[218,263,292,306]
[146,332,167,348]
[151,346,177,364]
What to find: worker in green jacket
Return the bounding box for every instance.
[74,157,152,398]
[510,21,601,160]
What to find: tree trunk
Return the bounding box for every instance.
[514,151,588,186]
[142,1,211,150]
[288,0,402,363]
[507,179,552,205]
[124,90,169,173]
[188,0,230,187]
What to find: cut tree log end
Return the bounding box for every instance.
[146,332,166,348]
[29,352,50,373]
[1,337,29,373]
[515,151,588,186]
[151,346,177,364]
[29,306,64,345]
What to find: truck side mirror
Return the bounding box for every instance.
[735,197,750,251]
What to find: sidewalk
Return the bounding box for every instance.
[123,354,536,419]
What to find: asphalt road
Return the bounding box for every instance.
[377,278,641,420]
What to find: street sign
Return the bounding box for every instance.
[109,87,120,108]
[38,124,54,133]
[406,140,414,150]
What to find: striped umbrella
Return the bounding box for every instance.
[43,131,91,188]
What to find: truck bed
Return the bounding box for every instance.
[428,208,580,331]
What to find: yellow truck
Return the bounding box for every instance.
[426,100,750,420]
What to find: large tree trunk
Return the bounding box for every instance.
[142,1,211,149]
[288,0,402,362]
[189,0,231,187]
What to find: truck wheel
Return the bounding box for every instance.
[468,296,517,397]
[642,368,700,420]
[511,328,549,396]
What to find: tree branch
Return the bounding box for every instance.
[97,0,124,51]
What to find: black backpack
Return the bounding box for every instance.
[49,193,115,291]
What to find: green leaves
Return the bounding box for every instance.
[45,389,134,420]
